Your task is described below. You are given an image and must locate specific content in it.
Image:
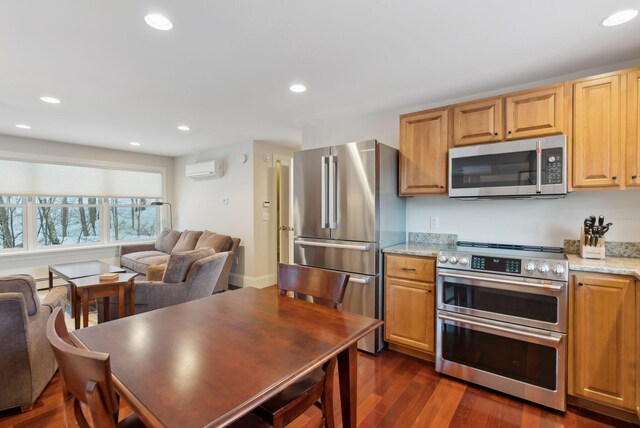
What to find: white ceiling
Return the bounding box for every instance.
[1,1,639,157]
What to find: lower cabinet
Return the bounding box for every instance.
[569,273,636,411]
[384,254,436,359]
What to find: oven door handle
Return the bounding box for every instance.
[437,271,564,292]
[438,313,563,344]
[536,139,542,193]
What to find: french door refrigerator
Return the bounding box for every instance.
[293,140,406,353]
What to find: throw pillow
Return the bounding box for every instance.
[171,230,204,254]
[147,263,167,281]
[155,229,182,254]
[163,248,216,283]
[195,230,232,252]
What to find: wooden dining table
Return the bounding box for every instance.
[72,287,382,427]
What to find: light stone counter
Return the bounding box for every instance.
[382,243,455,258]
[567,254,640,280]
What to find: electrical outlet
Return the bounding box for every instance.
[222,197,229,205]
[430,216,439,229]
[262,211,270,221]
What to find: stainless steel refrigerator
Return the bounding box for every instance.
[293,140,406,353]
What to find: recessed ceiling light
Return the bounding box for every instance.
[602,9,638,27]
[15,124,31,129]
[289,84,307,93]
[145,13,173,31]
[177,125,190,131]
[129,141,141,146]
[40,96,61,104]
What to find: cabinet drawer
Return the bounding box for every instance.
[385,254,435,282]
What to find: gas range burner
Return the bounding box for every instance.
[437,241,568,281]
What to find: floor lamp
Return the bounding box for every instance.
[150,201,173,230]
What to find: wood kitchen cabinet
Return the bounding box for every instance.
[569,273,636,411]
[384,254,436,359]
[452,97,503,146]
[572,73,622,188]
[505,84,565,140]
[399,108,449,195]
[627,69,640,188]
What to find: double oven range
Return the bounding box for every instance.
[436,242,568,411]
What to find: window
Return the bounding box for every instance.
[0,196,24,250]
[108,198,159,242]
[34,197,101,247]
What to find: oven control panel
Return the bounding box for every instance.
[471,256,521,274]
[437,251,569,281]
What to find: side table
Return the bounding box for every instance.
[70,273,138,329]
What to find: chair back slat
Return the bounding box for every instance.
[277,263,349,309]
[46,308,119,427]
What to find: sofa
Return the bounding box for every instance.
[120,229,240,293]
[0,275,67,412]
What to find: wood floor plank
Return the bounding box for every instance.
[0,349,632,428]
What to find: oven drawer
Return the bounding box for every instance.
[386,254,435,282]
[436,311,566,411]
[437,268,567,333]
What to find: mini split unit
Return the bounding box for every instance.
[185,160,224,180]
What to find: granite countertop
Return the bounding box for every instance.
[383,242,455,258]
[566,254,640,280]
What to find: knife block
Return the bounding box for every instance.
[579,227,606,260]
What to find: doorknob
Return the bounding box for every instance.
[280,226,294,231]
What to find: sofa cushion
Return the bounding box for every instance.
[0,274,39,316]
[163,248,216,283]
[155,229,182,254]
[171,230,203,254]
[195,231,232,252]
[147,263,167,281]
[121,250,170,274]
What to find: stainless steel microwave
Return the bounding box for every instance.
[448,135,567,199]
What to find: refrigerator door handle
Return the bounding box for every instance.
[350,277,370,284]
[294,239,370,251]
[328,155,338,229]
[321,156,329,228]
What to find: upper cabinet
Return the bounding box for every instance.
[572,73,622,188]
[505,85,564,140]
[399,108,449,196]
[628,69,640,188]
[452,97,503,146]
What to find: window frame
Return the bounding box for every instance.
[107,198,161,244]
[32,196,103,249]
[0,196,26,253]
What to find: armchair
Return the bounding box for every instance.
[99,251,230,321]
[0,275,67,412]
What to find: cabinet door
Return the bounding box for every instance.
[399,108,448,195]
[573,74,622,188]
[452,97,503,146]
[384,277,434,352]
[571,274,635,410]
[505,85,564,140]
[628,70,640,187]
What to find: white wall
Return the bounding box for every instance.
[174,140,298,288]
[0,134,174,284]
[301,59,640,247]
[407,191,640,247]
[174,142,254,283]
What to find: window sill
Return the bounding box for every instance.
[0,240,156,261]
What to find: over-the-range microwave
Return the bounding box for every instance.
[448,135,567,199]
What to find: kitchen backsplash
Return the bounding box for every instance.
[409,232,457,245]
[564,240,640,258]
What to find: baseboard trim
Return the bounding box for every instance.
[229,272,276,289]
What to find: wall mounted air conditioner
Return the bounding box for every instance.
[185,160,224,180]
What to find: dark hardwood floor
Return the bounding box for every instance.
[0,350,632,427]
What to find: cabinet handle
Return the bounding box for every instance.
[578,282,584,286]
[439,185,444,189]
[427,289,432,293]
[633,175,638,180]
[401,267,417,271]
[508,130,512,134]
[494,132,498,136]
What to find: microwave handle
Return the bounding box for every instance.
[536,140,542,193]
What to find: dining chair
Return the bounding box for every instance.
[46,307,145,428]
[253,263,350,428]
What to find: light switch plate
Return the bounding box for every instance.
[262,212,270,221]
[430,216,439,229]
[222,197,229,205]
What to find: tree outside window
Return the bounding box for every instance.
[0,196,24,250]
[109,198,158,242]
